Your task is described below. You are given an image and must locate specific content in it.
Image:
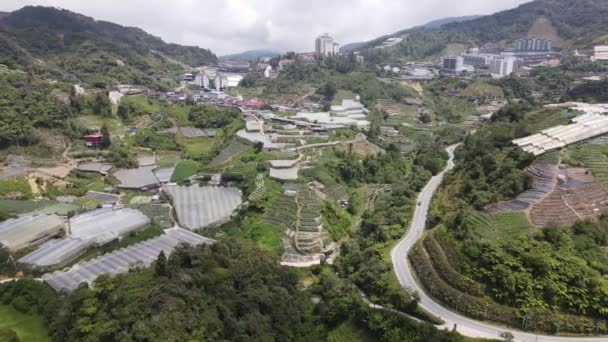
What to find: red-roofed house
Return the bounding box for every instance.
[239,99,265,110]
[84,132,104,147]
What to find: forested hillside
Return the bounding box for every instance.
[0,6,217,88]
[358,0,608,61]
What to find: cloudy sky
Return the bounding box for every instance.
[1,0,531,55]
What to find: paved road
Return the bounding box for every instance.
[390,144,608,342]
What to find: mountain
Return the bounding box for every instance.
[354,0,608,59]
[0,6,217,88]
[220,49,285,62]
[340,15,481,53]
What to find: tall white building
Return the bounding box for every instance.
[316,33,338,56]
[489,56,522,79]
[593,46,608,61]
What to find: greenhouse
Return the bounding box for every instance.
[165,185,242,230]
[18,238,91,268]
[0,214,65,251]
[70,208,151,245]
[42,228,214,292]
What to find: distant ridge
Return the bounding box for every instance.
[220,49,285,62]
[340,15,481,53]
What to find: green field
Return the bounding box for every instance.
[0,177,32,199]
[567,143,608,184]
[327,321,369,342]
[0,305,50,342]
[171,160,200,182]
[466,211,532,242]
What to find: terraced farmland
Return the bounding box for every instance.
[263,185,327,255]
[466,211,532,242]
[486,162,557,213]
[248,173,267,201]
[529,166,608,227]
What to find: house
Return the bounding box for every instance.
[239,99,265,110]
[83,132,104,148]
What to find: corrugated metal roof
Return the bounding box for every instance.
[270,167,299,180]
[0,214,65,251]
[18,238,91,267]
[70,208,150,245]
[114,166,159,189]
[165,185,242,230]
[42,228,214,292]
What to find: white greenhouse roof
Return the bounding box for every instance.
[70,208,151,245]
[114,166,160,189]
[18,238,92,268]
[153,167,175,184]
[164,185,242,230]
[0,214,64,251]
[42,228,214,292]
[270,166,299,180]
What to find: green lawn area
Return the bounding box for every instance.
[0,199,53,214]
[0,177,32,199]
[0,305,50,342]
[184,141,213,158]
[171,160,200,182]
[156,151,181,167]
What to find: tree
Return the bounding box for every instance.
[318,80,337,100]
[92,93,112,117]
[254,141,264,153]
[100,124,111,149]
[0,244,16,276]
[117,103,130,121]
[154,250,167,277]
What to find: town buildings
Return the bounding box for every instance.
[593,46,608,61]
[442,56,464,72]
[489,56,523,79]
[315,33,339,56]
[514,37,553,52]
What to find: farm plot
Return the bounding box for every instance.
[205,139,250,169]
[486,161,558,213]
[530,167,608,227]
[263,194,298,230]
[249,174,267,201]
[574,144,608,185]
[466,211,532,242]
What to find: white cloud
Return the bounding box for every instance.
[0,0,532,55]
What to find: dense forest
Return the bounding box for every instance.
[0,6,217,88]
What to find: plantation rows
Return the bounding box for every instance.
[206,139,250,169]
[249,174,266,201]
[263,195,298,231]
[578,144,608,185]
[466,211,531,242]
[409,241,607,334]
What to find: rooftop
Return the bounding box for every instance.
[70,208,151,245]
[0,214,65,251]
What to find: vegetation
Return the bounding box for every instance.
[188,105,240,129]
[0,305,50,342]
[170,160,199,182]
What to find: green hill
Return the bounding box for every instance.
[358,0,608,61]
[0,6,217,88]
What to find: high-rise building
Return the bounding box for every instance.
[489,56,522,79]
[316,33,338,56]
[593,46,608,61]
[442,56,464,72]
[514,37,552,52]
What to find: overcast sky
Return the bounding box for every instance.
[1,0,532,55]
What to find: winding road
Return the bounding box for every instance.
[390,144,608,342]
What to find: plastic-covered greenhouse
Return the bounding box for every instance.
[18,238,92,268]
[164,185,242,230]
[42,228,214,292]
[70,208,151,245]
[0,214,65,251]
